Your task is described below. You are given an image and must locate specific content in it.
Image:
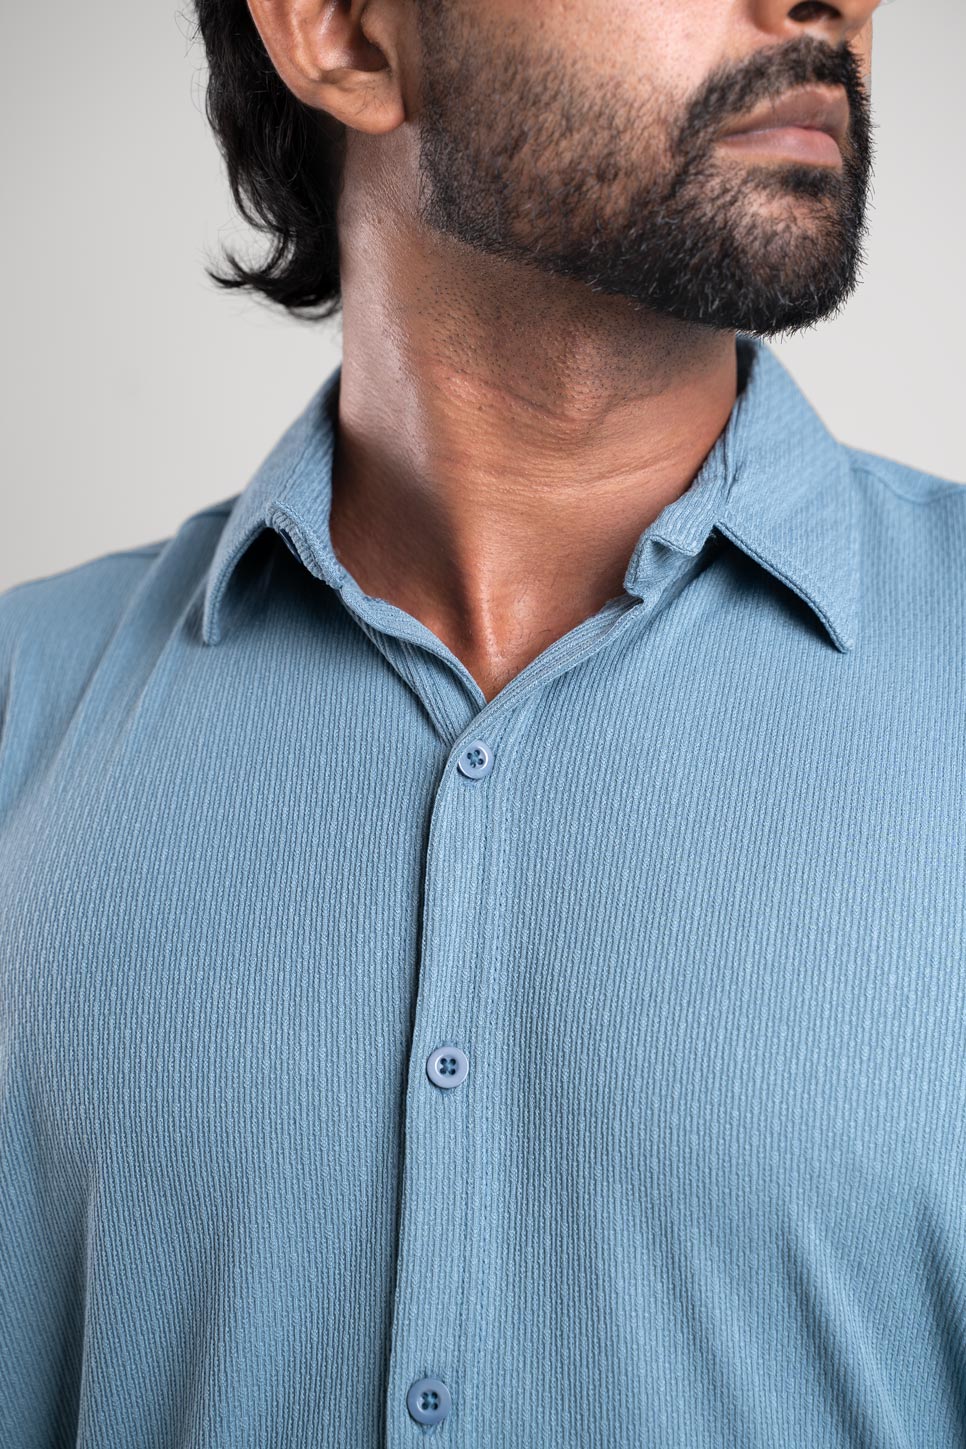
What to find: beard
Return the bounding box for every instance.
[412,10,874,339]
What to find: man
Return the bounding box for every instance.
[3,0,965,1445]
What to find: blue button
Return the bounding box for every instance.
[426,1045,469,1089]
[457,739,494,780]
[407,1375,452,1425]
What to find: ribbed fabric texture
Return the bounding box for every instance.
[2,334,966,1449]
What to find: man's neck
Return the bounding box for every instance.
[329,266,739,703]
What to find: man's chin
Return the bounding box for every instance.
[620,268,858,337]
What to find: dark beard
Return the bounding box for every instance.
[414,21,874,339]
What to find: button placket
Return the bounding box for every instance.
[384,734,500,1443]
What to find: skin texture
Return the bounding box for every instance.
[245,0,880,702]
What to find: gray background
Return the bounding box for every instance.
[2,0,962,592]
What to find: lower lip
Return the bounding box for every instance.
[717,125,842,166]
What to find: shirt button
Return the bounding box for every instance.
[426,1045,469,1089]
[407,1376,452,1425]
[456,739,494,780]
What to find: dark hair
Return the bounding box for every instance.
[187,0,348,320]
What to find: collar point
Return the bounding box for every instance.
[199,589,223,648]
[820,607,857,655]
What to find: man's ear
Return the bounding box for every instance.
[244,0,407,134]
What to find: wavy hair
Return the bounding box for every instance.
[188,0,348,320]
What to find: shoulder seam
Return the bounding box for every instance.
[0,543,165,605]
[850,458,966,507]
[185,502,236,523]
[0,504,236,607]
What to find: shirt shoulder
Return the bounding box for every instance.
[844,444,966,506]
[837,446,966,662]
[843,444,966,571]
[0,500,235,660]
[0,499,235,788]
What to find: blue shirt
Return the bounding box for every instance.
[3,335,966,1448]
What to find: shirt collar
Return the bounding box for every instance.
[201,334,859,654]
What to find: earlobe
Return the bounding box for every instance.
[244,0,404,134]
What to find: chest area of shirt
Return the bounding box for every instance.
[3,645,965,1242]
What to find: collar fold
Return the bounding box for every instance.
[201,335,859,654]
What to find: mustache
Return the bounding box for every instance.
[676,34,871,152]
